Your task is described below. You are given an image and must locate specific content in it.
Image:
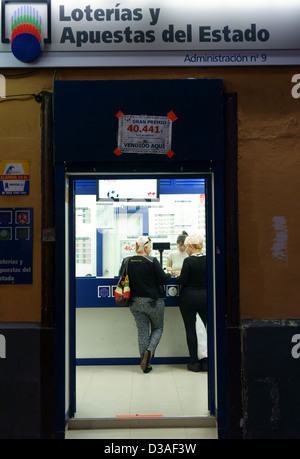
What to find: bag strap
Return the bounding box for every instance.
[141,255,154,263]
[121,256,131,275]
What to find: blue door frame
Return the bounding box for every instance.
[54,167,227,437]
[53,78,226,438]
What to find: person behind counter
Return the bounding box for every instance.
[166,231,188,276]
[120,236,171,373]
[176,234,208,372]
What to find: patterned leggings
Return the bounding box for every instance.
[130,297,165,358]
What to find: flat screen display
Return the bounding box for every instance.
[97,179,160,202]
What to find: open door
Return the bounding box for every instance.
[66,173,220,421]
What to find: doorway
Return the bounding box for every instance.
[53,78,228,437]
[66,172,220,424]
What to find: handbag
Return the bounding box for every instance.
[114,258,131,306]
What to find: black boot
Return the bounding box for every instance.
[200,358,208,372]
[187,361,201,372]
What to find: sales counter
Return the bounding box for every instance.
[76,276,189,364]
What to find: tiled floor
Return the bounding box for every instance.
[66,364,217,439]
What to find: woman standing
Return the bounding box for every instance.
[166,231,188,275]
[177,234,208,372]
[120,236,171,373]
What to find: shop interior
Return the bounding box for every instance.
[73,176,210,419]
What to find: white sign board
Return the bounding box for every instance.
[1,1,300,66]
[117,114,173,155]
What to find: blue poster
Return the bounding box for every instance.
[0,161,30,195]
[0,208,33,284]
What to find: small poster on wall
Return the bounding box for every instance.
[0,208,33,284]
[115,112,177,157]
[120,239,137,259]
[0,160,30,195]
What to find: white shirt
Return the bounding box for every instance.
[167,250,188,271]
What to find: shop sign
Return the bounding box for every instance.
[0,208,33,284]
[0,160,30,195]
[1,1,300,66]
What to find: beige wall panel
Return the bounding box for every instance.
[1,66,300,321]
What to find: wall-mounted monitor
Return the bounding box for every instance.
[97,179,160,202]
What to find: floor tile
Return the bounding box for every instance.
[69,364,217,439]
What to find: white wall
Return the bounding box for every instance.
[76,307,189,359]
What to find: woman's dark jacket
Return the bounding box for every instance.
[177,254,207,308]
[120,255,171,299]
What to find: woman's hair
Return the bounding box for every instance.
[135,236,151,253]
[184,234,204,251]
[176,231,188,245]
